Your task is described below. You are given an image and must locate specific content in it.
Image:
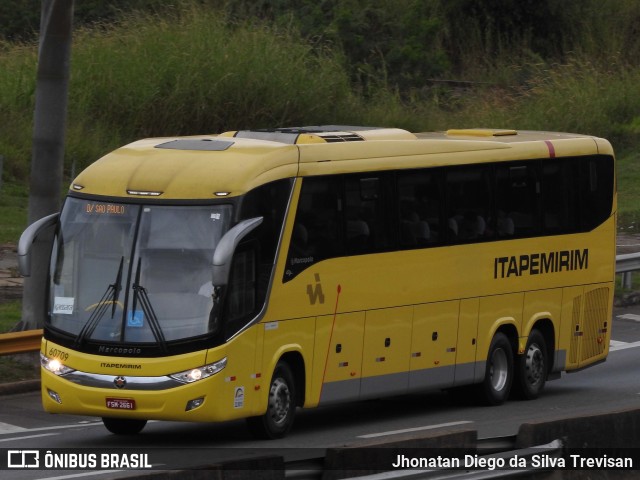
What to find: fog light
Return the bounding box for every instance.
[47,388,62,404]
[185,397,205,411]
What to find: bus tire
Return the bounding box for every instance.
[513,329,547,400]
[102,417,147,435]
[246,361,296,439]
[478,332,513,405]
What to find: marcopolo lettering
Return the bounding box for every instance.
[98,345,142,355]
[494,249,588,279]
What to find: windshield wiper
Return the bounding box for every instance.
[75,256,124,347]
[132,257,168,353]
[111,256,124,318]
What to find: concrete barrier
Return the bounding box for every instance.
[516,407,640,449]
[321,428,476,480]
[516,408,640,480]
[136,455,284,480]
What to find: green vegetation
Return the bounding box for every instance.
[1,0,640,235]
[0,183,28,244]
[0,301,22,333]
[0,302,35,383]
[0,0,638,378]
[0,357,40,382]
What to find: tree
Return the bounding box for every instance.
[21,0,73,330]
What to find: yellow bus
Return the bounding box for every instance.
[20,126,616,438]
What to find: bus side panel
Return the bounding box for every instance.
[559,285,584,371]
[360,306,412,399]
[475,293,523,380]
[259,317,315,413]
[315,312,365,405]
[454,298,478,386]
[208,325,259,421]
[563,283,611,370]
[521,289,562,351]
[579,283,612,367]
[250,320,266,415]
[409,301,459,392]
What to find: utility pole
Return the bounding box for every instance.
[21,0,74,330]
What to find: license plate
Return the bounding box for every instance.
[106,397,136,410]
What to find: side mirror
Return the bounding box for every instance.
[212,216,263,287]
[18,212,59,277]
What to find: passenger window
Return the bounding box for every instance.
[580,156,614,231]
[445,167,492,242]
[541,160,579,234]
[344,174,390,254]
[397,170,440,247]
[284,176,342,281]
[495,163,539,238]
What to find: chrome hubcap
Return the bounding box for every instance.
[525,343,544,385]
[490,348,509,392]
[268,377,290,426]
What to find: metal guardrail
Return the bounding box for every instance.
[616,251,640,289]
[0,329,42,356]
[1,253,640,356]
[615,252,640,273]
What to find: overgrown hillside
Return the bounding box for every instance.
[1,0,640,234]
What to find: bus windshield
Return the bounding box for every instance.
[48,198,232,344]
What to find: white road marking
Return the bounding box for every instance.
[609,340,640,352]
[0,421,104,436]
[0,433,58,443]
[0,421,27,434]
[358,420,473,439]
[617,313,640,322]
[35,470,124,480]
[35,466,166,480]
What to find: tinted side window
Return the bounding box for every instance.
[398,170,441,247]
[580,155,614,231]
[344,174,391,254]
[541,160,580,234]
[495,162,539,238]
[446,166,492,242]
[284,176,342,281]
[226,178,292,336]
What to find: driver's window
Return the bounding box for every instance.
[224,245,258,339]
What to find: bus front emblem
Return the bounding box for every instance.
[114,376,127,389]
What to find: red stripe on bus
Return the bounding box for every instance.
[544,140,556,158]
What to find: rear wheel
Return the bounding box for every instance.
[478,332,513,405]
[247,361,296,439]
[102,417,147,435]
[513,329,548,400]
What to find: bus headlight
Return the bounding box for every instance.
[40,353,75,376]
[169,357,227,384]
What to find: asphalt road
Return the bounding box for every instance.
[1,305,640,479]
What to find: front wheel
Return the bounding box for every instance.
[513,329,548,400]
[102,417,147,435]
[478,332,514,405]
[246,361,296,439]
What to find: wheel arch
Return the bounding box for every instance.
[276,350,306,408]
[495,322,519,357]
